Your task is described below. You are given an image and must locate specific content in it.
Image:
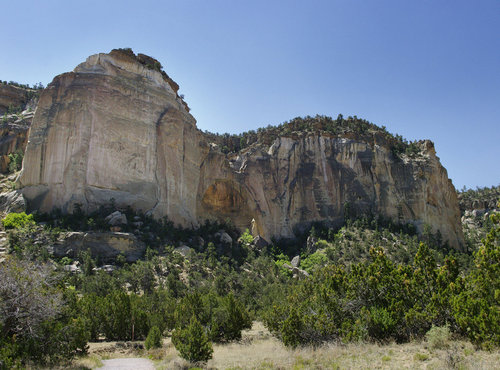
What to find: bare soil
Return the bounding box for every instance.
[100,358,154,370]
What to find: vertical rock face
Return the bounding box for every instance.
[18,50,206,227]
[205,136,463,249]
[17,50,464,250]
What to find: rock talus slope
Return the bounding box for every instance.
[17,50,464,249]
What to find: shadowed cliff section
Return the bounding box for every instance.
[16,49,464,250]
[0,83,40,173]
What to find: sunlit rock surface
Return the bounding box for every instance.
[17,50,464,249]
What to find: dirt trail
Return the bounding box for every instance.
[99,358,155,369]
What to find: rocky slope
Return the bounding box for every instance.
[16,49,464,249]
[458,185,499,252]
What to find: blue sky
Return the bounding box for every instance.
[1,0,498,189]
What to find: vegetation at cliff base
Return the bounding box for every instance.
[0,199,498,367]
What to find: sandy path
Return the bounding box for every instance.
[99,358,155,369]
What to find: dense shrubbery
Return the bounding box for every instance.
[0,258,88,367]
[174,292,252,343]
[452,206,500,348]
[204,114,422,159]
[264,243,461,346]
[264,208,500,348]
[458,185,500,212]
[0,202,498,366]
[172,316,213,363]
[1,212,35,229]
[145,326,162,350]
[7,150,23,173]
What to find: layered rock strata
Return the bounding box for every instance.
[0,84,35,115]
[17,50,464,250]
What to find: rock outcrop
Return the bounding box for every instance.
[0,110,34,173]
[51,231,145,262]
[0,84,38,173]
[17,49,465,250]
[0,84,37,115]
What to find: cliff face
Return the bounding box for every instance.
[18,50,204,227]
[198,135,463,249]
[17,50,464,249]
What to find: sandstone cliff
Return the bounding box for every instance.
[17,49,465,250]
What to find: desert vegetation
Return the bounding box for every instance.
[203,114,424,159]
[0,195,498,368]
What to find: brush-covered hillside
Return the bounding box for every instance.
[0,178,498,368]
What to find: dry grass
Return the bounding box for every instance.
[71,322,500,369]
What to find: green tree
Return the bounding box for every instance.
[2,212,35,229]
[452,205,500,348]
[0,257,88,365]
[210,293,252,342]
[238,228,254,248]
[281,308,303,348]
[172,316,213,363]
[145,326,162,350]
[100,291,132,340]
[7,150,23,173]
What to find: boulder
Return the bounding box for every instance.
[0,190,26,214]
[215,230,232,245]
[252,236,269,251]
[63,264,80,273]
[96,264,117,273]
[306,235,318,253]
[291,255,300,268]
[293,268,309,279]
[105,211,127,226]
[174,245,192,257]
[52,232,145,262]
[472,209,486,218]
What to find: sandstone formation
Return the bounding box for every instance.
[51,231,145,262]
[17,49,465,250]
[0,84,36,115]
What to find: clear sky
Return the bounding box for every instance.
[1,0,498,190]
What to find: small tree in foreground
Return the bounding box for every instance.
[172,316,213,363]
[145,326,162,350]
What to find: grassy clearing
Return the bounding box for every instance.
[71,322,500,369]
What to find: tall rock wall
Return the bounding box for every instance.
[17,50,464,250]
